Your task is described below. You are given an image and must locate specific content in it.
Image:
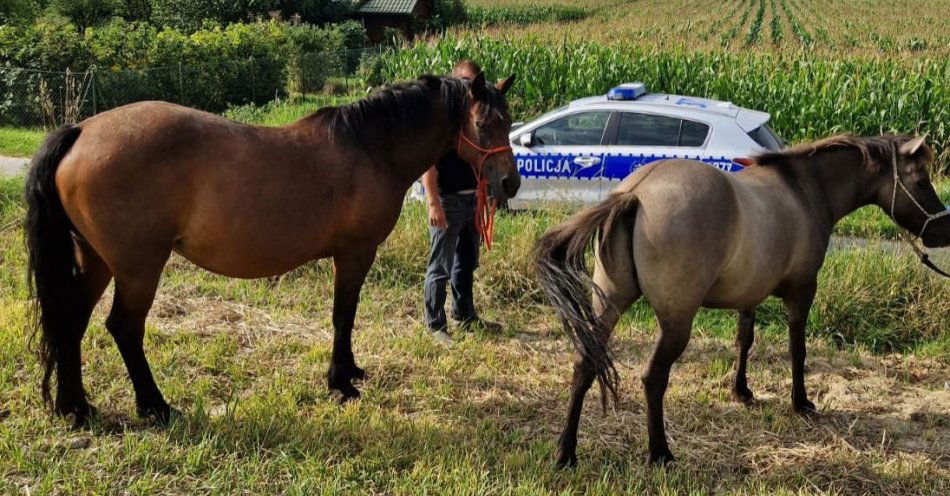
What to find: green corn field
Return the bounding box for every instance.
[464,0,949,57]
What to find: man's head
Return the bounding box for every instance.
[452,59,482,81]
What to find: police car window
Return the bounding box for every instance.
[534,112,610,146]
[680,120,710,147]
[747,124,784,151]
[616,113,681,147]
[530,105,569,124]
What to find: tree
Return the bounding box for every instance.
[115,0,151,22]
[51,0,119,30]
[0,0,47,24]
[273,0,352,24]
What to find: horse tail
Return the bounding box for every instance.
[24,125,83,408]
[535,191,638,409]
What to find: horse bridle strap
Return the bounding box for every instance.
[889,145,950,238]
[904,237,950,278]
[457,132,512,175]
[456,132,512,250]
[889,145,950,278]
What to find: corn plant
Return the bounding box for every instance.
[744,0,766,46]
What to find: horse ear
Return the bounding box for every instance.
[470,71,488,101]
[420,74,442,91]
[495,74,516,95]
[899,135,927,156]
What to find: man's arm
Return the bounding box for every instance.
[422,166,447,230]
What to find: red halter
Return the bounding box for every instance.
[456,131,512,250]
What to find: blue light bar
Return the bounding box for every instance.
[607,82,647,101]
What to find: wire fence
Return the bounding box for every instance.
[0,47,384,129]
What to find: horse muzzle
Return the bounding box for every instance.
[921,207,950,248]
[492,173,521,202]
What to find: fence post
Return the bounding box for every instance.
[178,62,184,104]
[250,58,257,103]
[91,66,98,115]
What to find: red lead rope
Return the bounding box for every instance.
[457,132,512,251]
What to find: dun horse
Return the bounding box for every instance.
[536,135,950,466]
[25,71,519,425]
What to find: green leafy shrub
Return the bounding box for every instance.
[0,0,44,25]
[0,19,367,123]
[423,0,466,31]
[150,0,353,31]
[51,0,120,30]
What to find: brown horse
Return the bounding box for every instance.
[24,71,519,425]
[536,135,950,466]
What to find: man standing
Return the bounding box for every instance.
[422,59,501,344]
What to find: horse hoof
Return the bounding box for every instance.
[55,400,97,428]
[648,451,675,466]
[794,398,817,415]
[335,386,361,404]
[732,387,755,405]
[70,408,99,429]
[138,402,178,426]
[328,363,364,385]
[347,365,366,382]
[555,450,577,469]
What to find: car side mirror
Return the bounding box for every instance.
[517,132,534,147]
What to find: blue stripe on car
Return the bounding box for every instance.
[516,153,743,180]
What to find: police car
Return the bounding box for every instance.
[506,82,785,208]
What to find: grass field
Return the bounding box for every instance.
[0,127,43,158]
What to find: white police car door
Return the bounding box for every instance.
[601,112,712,196]
[512,111,611,204]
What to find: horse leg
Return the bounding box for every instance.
[784,281,817,413]
[555,288,638,467]
[327,248,377,402]
[642,312,695,465]
[556,226,640,468]
[732,308,756,404]
[55,239,113,425]
[106,261,171,423]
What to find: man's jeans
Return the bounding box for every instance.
[424,193,480,331]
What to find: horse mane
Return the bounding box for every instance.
[310,75,503,144]
[753,134,934,171]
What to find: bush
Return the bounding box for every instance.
[0,0,43,25]
[51,0,120,30]
[115,0,153,22]
[150,0,354,31]
[0,18,367,124]
[423,0,466,31]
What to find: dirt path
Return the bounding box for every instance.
[0,155,28,177]
[832,236,950,265]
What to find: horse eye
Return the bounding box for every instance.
[475,120,484,128]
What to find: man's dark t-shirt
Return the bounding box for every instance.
[435,151,477,194]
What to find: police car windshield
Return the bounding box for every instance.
[747,124,785,151]
[530,105,570,125]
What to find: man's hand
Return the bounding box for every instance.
[428,202,448,230]
[422,165,446,229]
